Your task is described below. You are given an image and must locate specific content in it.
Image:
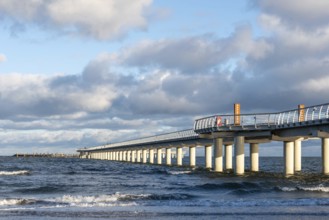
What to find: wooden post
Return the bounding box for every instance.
[298,104,305,122]
[234,103,241,125]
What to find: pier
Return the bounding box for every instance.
[77,103,329,176]
[14,153,79,158]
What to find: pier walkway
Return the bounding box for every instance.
[78,103,329,176]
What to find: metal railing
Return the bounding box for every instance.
[78,129,199,152]
[194,103,329,133]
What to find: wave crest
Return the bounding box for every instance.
[278,184,329,193]
[0,170,30,176]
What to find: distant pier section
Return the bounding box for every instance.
[13,153,78,158]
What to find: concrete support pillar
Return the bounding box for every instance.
[116,152,119,161]
[284,141,294,176]
[205,145,212,169]
[123,151,127,161]
[110,152,113,160]
[132,151,136,163]
[127,151,131,162]
[294,139,302,172]
[166,148,171,165]
[322,138,329,175]
[143,149,147,163]
[177,147,183,166]
[137,150,141,163]
[149,149,154,164]
[234,136,245,175]
[250,143,259,172]
[157,148,162,164]
[225,145,233,170]
[214,138,223,172]
[189,146,196,167]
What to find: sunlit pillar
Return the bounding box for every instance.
[225,144,233,170]
[177,147,183,166]
[123,151,127,161]
[234,136,245,175]
[166,148,172,165]
[143,149,147,163]
[322,138,329,175]
[137,150,141,163]
[127,151,131,162]
[250,143,259,172]
[149,149,154,164]
[284,141,294,176]
[214,138,223,172]
[132,150,136,163]
[294,139,302,172]
[205,145,212,169]
[157,148,162,164]
[189,146,196,167]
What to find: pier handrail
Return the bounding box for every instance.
[78,129,199,152]
[194,103,329,133]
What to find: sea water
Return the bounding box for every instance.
[0,156,329,219]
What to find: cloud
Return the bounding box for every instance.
[253,0,329,29]
[3,1,329,155]
[0,53,6,62]
[120,27,273,73]
[0,0,152,40]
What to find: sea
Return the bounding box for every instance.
[1,156,329,219]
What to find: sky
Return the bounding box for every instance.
[0,0,329,156]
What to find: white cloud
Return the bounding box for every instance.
[0,0,152,40]
[0,53,6,62]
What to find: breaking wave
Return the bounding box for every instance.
[0,170,30,176]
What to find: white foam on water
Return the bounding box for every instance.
[0,199,25,206]
[167,170,192,175]
[0,170,30,175]
[298,185,329,193]
[278,184,329,193]
[54,193,143,207]
[0,198,38,207]
[279,187,297,192]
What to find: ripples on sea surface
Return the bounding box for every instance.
[0,156,329,219]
